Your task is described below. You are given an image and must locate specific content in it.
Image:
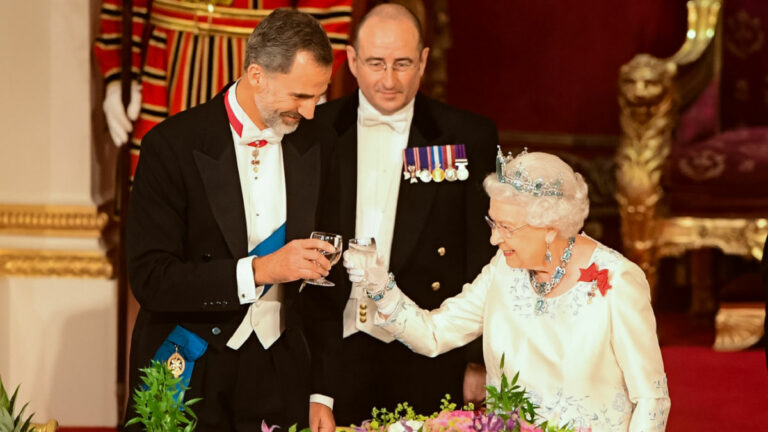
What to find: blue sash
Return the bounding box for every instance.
[152,325,208,401]
[250,222,286,297]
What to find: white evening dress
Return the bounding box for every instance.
[376,240,670,432]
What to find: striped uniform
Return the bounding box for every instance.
[94,0,352,177]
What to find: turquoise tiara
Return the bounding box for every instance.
[495,146,564,198]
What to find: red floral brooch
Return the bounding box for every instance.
[578,263,612,303]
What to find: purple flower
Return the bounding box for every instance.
[471,413,507,432]
[401,419,414,432]
[261,420,278,432]
[352,420,372,432]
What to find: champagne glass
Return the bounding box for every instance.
[348,237,378,287]
[305,231,343,287]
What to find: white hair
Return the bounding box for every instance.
[483,151,589,237]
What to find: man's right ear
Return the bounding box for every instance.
[245,63,264,88]
[346,45,358,78]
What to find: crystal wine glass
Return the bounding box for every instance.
[305,231,343,287]
[348,237,378,288]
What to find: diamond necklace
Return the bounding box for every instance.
[530,236,576,315]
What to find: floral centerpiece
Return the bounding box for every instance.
[347,356,590,432]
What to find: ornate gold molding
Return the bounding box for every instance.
[713,303,765,351]
[0,204,109,237]
[0,249,113,279]
[31,420,59,432]
[658,217,768,261]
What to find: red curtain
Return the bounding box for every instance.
[446,0,688,135]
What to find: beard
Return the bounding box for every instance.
[254,95,301,136]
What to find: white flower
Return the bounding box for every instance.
[387,419,424,432]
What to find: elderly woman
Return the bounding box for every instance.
[343,150,670,431]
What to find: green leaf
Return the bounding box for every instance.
[126,360,203,431]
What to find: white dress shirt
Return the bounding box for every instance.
[225,80,287,352]
[224,81,333,409]
[343,90,414,341]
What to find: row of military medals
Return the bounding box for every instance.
[402,144,469,184]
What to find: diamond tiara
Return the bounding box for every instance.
[495,146,564,198]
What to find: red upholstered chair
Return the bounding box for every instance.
[616,0,768,349]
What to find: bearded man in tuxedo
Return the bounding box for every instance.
[126,9,338,432]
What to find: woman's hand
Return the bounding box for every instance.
[343,249,400,316]
[342,248,388,288]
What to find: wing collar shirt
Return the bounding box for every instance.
[344,89,414,341]
[225,81,333,409]
[226,79,286,353]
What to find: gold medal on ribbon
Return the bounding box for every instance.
[166,345,186,378]
[431,146,445,182]
[432,162,445,182]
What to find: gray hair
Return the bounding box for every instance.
[483,151,590,237]
[244,8,333,73]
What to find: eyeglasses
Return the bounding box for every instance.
[485,215,528,238]
[362,59,419,73]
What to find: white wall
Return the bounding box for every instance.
[0,0,118,426]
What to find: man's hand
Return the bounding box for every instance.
[309,402,335,432]
[463,362,487,406]
[252,239,334,285]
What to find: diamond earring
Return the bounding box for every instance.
[545,239,552,263]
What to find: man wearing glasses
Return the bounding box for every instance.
[316,3,498,424]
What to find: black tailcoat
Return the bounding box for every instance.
[125,86,337,430]
[316,92,498,423]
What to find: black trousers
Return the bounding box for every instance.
[332,332,467,426]
[124,327,311,432]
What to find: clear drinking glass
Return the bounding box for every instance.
[305,231,343,287]
[348,237,378,286]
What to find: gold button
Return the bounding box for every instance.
[359,310,367,317]
[431,281,441,291]
[359,316,367,323]
[359,303,367,310]
[437,247,446,256]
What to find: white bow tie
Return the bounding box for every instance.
[359,110,410,134]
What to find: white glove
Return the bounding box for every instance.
[343,249,400,315]
[103,81,142,146]
[342,248,387,285]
